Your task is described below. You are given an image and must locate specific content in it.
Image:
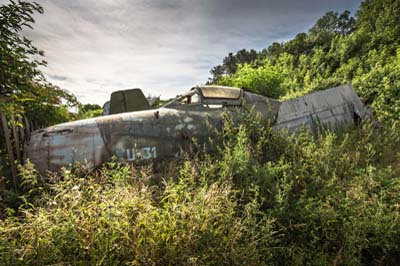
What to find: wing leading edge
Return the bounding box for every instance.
[274,84,373,133]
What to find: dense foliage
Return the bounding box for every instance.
[1,0,400,265]
[1,112,399,265]
[0,0,77,120]
[0,1,78,180]
[77,103,103,119]
[211,0,400,120]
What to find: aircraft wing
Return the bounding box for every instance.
[274,84,373,133]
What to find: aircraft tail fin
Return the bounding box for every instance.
[109,88,151,115]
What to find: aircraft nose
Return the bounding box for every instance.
[24,118,106,175]
[24,129,50,174]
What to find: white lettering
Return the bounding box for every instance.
[142,147,151,159]
[126,148,135,161]
[123,146,157,161]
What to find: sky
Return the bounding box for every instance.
[17,0,362,105]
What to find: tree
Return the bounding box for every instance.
[0,0,77,119]
[283,33,313,56]
[0,1,78,185]
[208,0,400,120]
[308,11,355,48]
[208,65,225,84]
[77,103,103,119]
[217,62,285,98]
[209,49,259,83]
[337,10,356,35]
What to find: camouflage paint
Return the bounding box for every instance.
[25,85,373,175]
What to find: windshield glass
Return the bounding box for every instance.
[163,90,201,107]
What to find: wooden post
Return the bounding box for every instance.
[0,155,3,181]
[24,116,31,135]
[18,117,25,143]
[11,115,21,162]
[30,120,34,131]
[0,111,18,187]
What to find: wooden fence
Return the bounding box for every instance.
[0,111,41,188]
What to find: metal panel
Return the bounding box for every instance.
[275,85,373,132]
[198,85,242,99]
[25,84,373,176]
[109,88,150,114]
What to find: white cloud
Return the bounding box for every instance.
[18,0,362,104]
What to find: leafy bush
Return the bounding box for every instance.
[1,111,400,265]
[1,0,400,265]
[211,0,400,121]
[217,63,285,98]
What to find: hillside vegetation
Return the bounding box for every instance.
[210,0,400,121]
[1,114,400,265]
[1,0,400,265]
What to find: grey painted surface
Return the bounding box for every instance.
[25,85,373,175]
[275,85,373,132]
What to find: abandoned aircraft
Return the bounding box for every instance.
[25,84,373,175]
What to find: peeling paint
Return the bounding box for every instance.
[184,117,193,123]
[175,124,184,130]
[25,85,373,175]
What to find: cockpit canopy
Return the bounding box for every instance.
[198,85,243,106]
[164,85,243,108]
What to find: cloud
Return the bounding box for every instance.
[18,0,362,104]
[48,74,68,81]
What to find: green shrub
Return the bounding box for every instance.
[1,112,400,265]
[217,63,285,98]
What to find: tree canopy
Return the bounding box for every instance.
[210,0,400,120]
[0,0,77,122]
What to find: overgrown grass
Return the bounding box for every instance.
[1,112,400,265]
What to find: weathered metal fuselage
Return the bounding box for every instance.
[25,107,223,173]
[25,84,373,175]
